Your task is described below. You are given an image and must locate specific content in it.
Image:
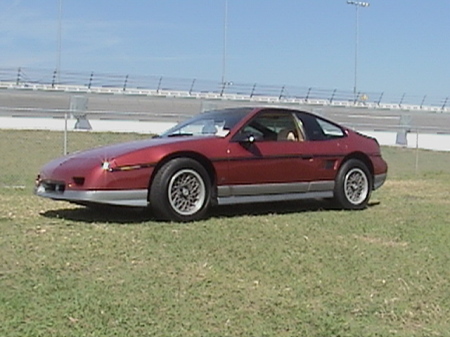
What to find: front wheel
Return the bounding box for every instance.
[334,159,372,210]
[149,158,211,222]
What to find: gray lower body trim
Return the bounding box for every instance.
[217,180,335,205]
[217,191,334,205]
[35,188,148,207]
[35,175,385,209]
[373,173,387,190]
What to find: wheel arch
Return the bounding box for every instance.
[339,152,374,187]
[147,151,217,199]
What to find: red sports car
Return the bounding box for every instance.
[35,107,388,221]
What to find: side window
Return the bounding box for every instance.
[239,111,302,142]
[296,112,345,141]
[240,123,266,140]
[316,119,345,138]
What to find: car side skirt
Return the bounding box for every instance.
[217,180,335,205]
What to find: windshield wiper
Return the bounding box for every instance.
[167,133,193,138]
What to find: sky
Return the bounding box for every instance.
[1,0,450,100]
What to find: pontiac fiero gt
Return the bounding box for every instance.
[35,107,387,221]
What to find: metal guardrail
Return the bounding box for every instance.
[1,67,449,112]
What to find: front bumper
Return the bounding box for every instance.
[35,181,148,207]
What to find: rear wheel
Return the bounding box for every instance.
[334,159,372,210]
[149,158,211,221]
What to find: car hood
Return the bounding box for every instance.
[68,136,213,159]
[39,135,217,178]
[44,136,218,168]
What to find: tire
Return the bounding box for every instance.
[334,159,372,210]
[149,158,211,221]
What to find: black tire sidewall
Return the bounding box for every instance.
[334,159,372,210]
[150,158,211,221]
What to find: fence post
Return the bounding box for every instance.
[415,129,419,174]
[123,75,128,91]
[52,70,57,88]
[305,87,312,102]
[250,83,257,98]
[398,93,406,108]
[329,89,337,103]
[420,95,427,109]
[220,81,226,96]
[377,92,384,106]
[441,97,448,112]
[64,110,68,155]
[353,91,361,104]
[88,72,94,89]
[16,68,21,86]
[157,76,162,93]
[279,86,285,100]
[189,79,196,95]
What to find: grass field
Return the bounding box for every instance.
[1,130,450,336]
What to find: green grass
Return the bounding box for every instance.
[1,129,450,336]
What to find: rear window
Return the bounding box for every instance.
[296,112,345,141]
[317,119,345,138]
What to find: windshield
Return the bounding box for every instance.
[160,108,252,138]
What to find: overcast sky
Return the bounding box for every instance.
[1,0,450,99]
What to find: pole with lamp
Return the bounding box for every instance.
[221,0,228,86]
[57,0,69,155]
[346,1,370,96]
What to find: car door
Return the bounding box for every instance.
[222,109,318,196]
[293,111,349,182]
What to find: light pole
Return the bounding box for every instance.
[57,0,68,155]
[346,1,370,95]
[57,0,63,83]
[221,0,228,85]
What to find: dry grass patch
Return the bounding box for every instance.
[353,235,408,248]
[383,179,450,205]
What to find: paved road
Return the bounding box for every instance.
[1,88,450,134]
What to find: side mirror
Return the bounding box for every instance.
[247,135,256,143]
[233,132,257,144]
[232,132,260,150]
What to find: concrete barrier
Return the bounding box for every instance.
[1,116,449,152]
